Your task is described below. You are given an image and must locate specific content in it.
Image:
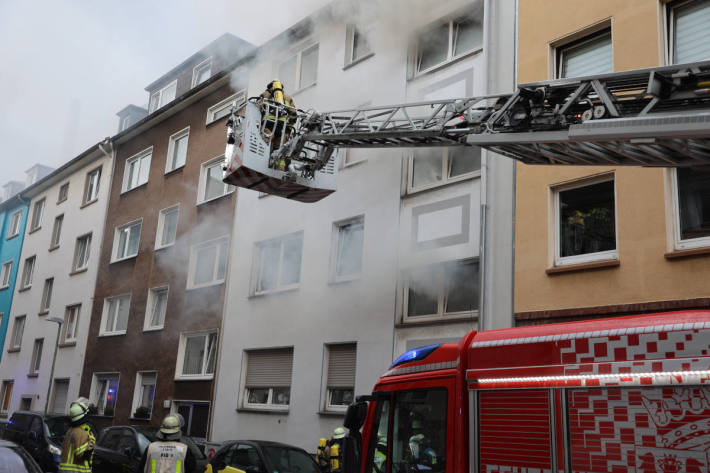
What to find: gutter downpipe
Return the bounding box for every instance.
[478,0,492,331]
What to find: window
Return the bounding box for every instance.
[253,233,303,295]
[331,217,364,282]
[119,115,132,132]
[409,147,481,191]
[672,167,710,249]
[557,29,612,78]
[198,157,233,203]
[20,256,35,289]
[40,278,53,313]
[50,379,69,414]
[72,234,91,272]
[132,372,156,419]
[405,260,479,320]
[0,261,12,289]
[29,339,43,375]
[553,176,617,265]
[84,167,101,204]
[50,215,63,249]
[29,198,45,232]
[101,295,130,336]
[58,183,69,203]
[244,348,293,409]
[113,220,142,262]
[177,331,217,379]
[345,25,373,66]
[415,8,482,74]
[166,128,189,173]
[148,80,177,113]
[206,92,245,124]
[122,149,152,192]
[0,381,12,414]
[144,287,168,330]
[7,210,22,238]
[278,43,319,92]
[187,237,229,289]
[192,58,212,87]
[156,206,179,249]
[62,305,80,343]
[174,402,210,438]
[669,0,710,64]
[10,316,25,350]
[324,344,356,411]
[91,373,119,416]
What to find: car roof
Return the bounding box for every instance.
[0,439,21,448]
[222,440,309,450]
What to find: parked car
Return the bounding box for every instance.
[206,440,321,473]
[0,439,44,473]
[1,411,71,472]
[92,425,208,473]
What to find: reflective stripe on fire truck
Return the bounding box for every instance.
[473,369,710,388]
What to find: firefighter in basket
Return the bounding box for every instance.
[257,79,297,171]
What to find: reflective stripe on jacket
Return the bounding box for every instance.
[59,424,95,473]
[143,441,188,473]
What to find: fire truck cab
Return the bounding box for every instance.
[344,310,710,473]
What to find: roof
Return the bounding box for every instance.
[116,104,147,117]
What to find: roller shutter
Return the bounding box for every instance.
[327,343,356,388]
[245,348,294,388]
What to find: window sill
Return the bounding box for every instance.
[57,198,67,205]
[38,310,49,316]
[292,82,318,97]
[249,285,300,298]
[110,254,138,265]
[196,191,234,207]
[120,182,148,195]
[205,115,229,127]
[48,245,59,252]
[98,331,127,338]
[80,198,98,210]
[143,326,164,333]
[128,416,152,422]
[6,348,20,353]
[328,274,361,285]
[186,279,225,291]
[406,170,482,196]
[318,409,347,417]
[237,407,289,415]
[343,53,375,71]
[410,47,482,80]
[27,373,38,378]
[341,158,367,170]
[0,286,9,291]
[5,233,19,241]
[174,375,214,382]
[397,313,477,328]
[28,226,42,235]
[155,243,175,251]
[546,258,620,275]
[665,246,710,260]
[69,267,88,276]
[17,285,31,293]
[58,341,76,348]
[164,165,185,177]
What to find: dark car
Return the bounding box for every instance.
[207,440,321,473]
[92,425,207,473]
[0,439,44,473]
[1,411,71,472]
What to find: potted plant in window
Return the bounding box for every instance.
[133,407,150,419]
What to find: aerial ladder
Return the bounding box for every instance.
[222,60,710,203]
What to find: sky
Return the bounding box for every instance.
[0,0,331,184]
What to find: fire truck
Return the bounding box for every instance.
[337,309,710,473]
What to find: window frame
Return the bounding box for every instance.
[413,10,483,76]
[344,24,374,67]
[119,115,132,132]
[205,91,246,125]
[175,330,218,381]
[10,315,26,350]
[276,42,320,93]
[669,168,710,250]
[251,232,304,296]
[112,219,142,263]
[122,148,153,193]
[0,261,12,289]
[402,259,480,323]
[7,210,22,239]
[0,381,13,414]
[551,173,619,266]
[144,286,169,331]
[100,294,131,337]
[131,371,157,419]
[165,127,190,174]
[667,0,710,65]
[323,343,357,413]
[50,214,63,250]
[191,57,212,88]
[40,278,53,313]
[83,166,102,205]
[62,304,81,344]
[90,372,120,416]
[186,236,229,290]
[49,378,70,414]
[155,205,180,250]
[242,348,293,411]
[555,28,613,79]
[72,233,92,272]
[29,338,43,375]
[329,216,365,283]
[20,255,36,290]
[29,198,45,232]
[407,147,482,193]
[57,182,69,204]
[148,79,177,113]
[197,156,234,204]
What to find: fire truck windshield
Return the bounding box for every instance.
[366,389,447,473]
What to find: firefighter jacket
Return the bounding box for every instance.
[258,90,296,124]
[59,424,95,473]
[142,440,188,473]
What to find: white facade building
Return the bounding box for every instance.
[212,0,516,450]
[0,144,112,416]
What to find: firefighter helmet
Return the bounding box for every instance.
[267,79,284,92]
[158,414,182,439]
[333,427,346,439]
[69,398,90,423]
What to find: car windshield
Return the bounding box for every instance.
[0,445,40,473]
[45,417,71,441]
[261,446,320,473]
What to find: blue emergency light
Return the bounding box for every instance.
[390,344,441,369]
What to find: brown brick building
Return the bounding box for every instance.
[79,34,253,436]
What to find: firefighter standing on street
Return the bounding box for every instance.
[140,414,195,473]
[59,397,96,473]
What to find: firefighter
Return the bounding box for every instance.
[408,418,437,470]
[59,397,96,473]
[258,79,297,168]
[140,414,196,473]
[373,436,387,473]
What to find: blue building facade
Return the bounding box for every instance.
[0,196,28,363]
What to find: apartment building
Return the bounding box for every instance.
[211,0,515,449]
[514,0,710,325]
[0,148,109,416]
[78,33,253,434]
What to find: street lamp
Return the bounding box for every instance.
[44,317,63,415]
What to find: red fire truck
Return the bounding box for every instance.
[339,310,710,473]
